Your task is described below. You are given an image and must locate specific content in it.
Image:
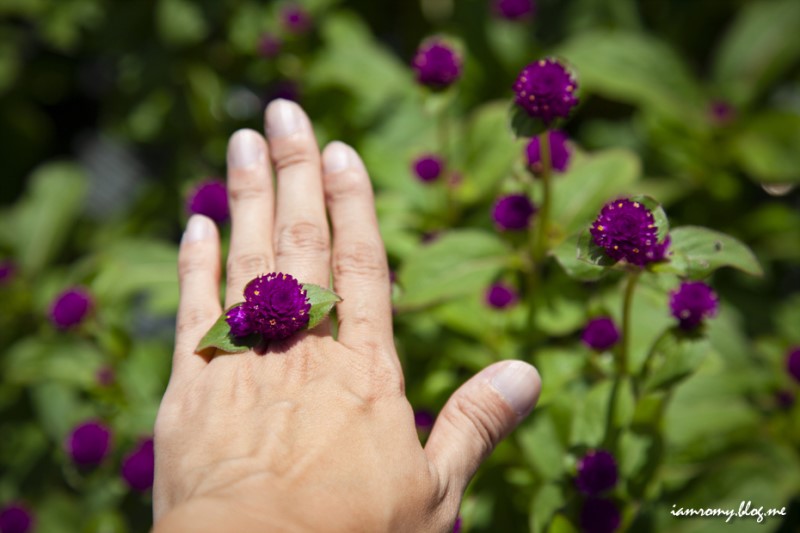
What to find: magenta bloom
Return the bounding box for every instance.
[526,130,571,173]
[590,198,669,266]
[122,438,155,492]
[281,4,311,34]
[0,260,16,285]
[227,273,311,341]
[413,155,444,183]
[453,515,462,533]
[786,347,800,383]
[187,180,229,224]
[412,40,462,89]
[414,409,435,432]
[581,317,620,351]
[0,503,33,533]
[576,450,618,495]
[485,283,518,309]
[67,421,112,466]
[513,58,578,124]
[49,287,92,329]
[669,281,718,330]
[493,0,535,20]
[493,194,537,231]
[580,498,620,533]
[257,33,282,58]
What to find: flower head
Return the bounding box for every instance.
[187,180,229,224]
[513,58,578,124]
[786,347,800,383]
[414,409,435,432]
[576,449,618,495]
[281,4,311,34]
[0,503,33,533]
[122,438,155,492]
[493,194,537,231]
[590,198,668,266]
[229,273,311,341]
[526,130,571,173]
[412,40,462,90]
[493,0,535,20]
[669,281,718,330]
[581,317,620,351]
[50,287,92,329]
[453,515,462,533]
[257,33,282,58]
[0,260,16,285]
[412,155,444,183]
[67,421,112,466]
[485,283,518,309]
[96,366,115,387]
[580,498,620,533]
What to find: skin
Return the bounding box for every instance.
[153,100,542,532]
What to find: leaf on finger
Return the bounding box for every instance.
[302,283,342,330]
[195,304,257,353]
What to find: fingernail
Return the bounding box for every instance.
[490,361,540,417]
[228,129,263,168]
[266,99,303,137]
[182,215,213,244]
[323,141,355,173]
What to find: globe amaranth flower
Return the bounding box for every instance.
[590,198,669,266]
[281,4,311,34]
[581,317,620,351]
[257,33,282,58]
[187,180,229,224]
[453,515,462,533]
[576,449,618,495]
[493,0,535,20]
[412,40,462,89]
[493,194,537,231]
[485,282,518,309]
[526,130,571,173]
[412,154,444,183]
[50,287,92,329]
[580,498,621,533]
[122,438,154,492]
[0,260,16,285]
[513,58,579,124]
[226,273,311,341]
[786,347,800,383]
[414,409,435,432]
[669,281,718,330]
[0,503,33,533]
[67,421,112,466]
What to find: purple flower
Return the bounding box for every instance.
[412,40,462,90]
[0,503,33,533]
[0,260,16,285]
[187,180,229,224]
[122,438,155,492]
[526,130,571,173]
[413,155,444,183]
[669,281,718,330]
[257,33,282,58]
[96,366,115,387]
[228,273,311,341]
[493,0,536,20]
[576,449,618,495]
[49,287,92,329]
[281,4,311,34]
[513,58,579,124]
[590,198,669,267]
[67,421,112,466]
[414,409,435,432]
[709,100,735,125]
[485,283,518,309]
[266,80,300,103]
[226,304,255,338]
[493,194,537,231]
[786,347,800,383]
[580,498,620,533]
[581,317,620,351]
[453,515,462,533]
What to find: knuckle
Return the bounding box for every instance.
[443,393,506,453]
[176,307,216,335]
[276,221,329,256]
[332,241,386,280]
[178,250,210,278]
[226,252,270,280]
[325,169,369,201]
[273,146,316,173]
[228,179,269,203]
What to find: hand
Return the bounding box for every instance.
[153,99,542,532]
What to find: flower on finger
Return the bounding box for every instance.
[590,198,670,267]
[669,281,718,330]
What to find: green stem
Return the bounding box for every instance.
[534,130,552,261]
[437,101,456,223]
[618,270,642,376]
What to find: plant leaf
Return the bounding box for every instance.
[195,304,256,354]
[667,226,763,278]
[509,103,548,138]
[302,283,342,330]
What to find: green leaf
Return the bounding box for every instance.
[302,283,342,330]
[529,484,566,533]
[195,305,256,354]
[576,227,615,268]
[729,112,800,184]
[395,230,510,309]
[631,195,669,243]
[157,0,208,47]
[517,408,567,480]
[509,103,548,138]
[553,231,607,281]
[644,335,712,392]
[667,226,763,278]
[570,380,613,447]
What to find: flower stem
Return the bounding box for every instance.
[534,131,552,261]
[437,100,456,223]
[618,270,641,376]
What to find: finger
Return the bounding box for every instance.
[322,142,393,352]
[225,129,274,307]
[266,99,330,289]
[173,215,222,383]
[425,361,541,495]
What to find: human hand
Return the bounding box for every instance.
[153,99,542,532]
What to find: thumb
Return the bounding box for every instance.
[424,360,541,494]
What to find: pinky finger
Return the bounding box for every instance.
[172,215,222,385]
